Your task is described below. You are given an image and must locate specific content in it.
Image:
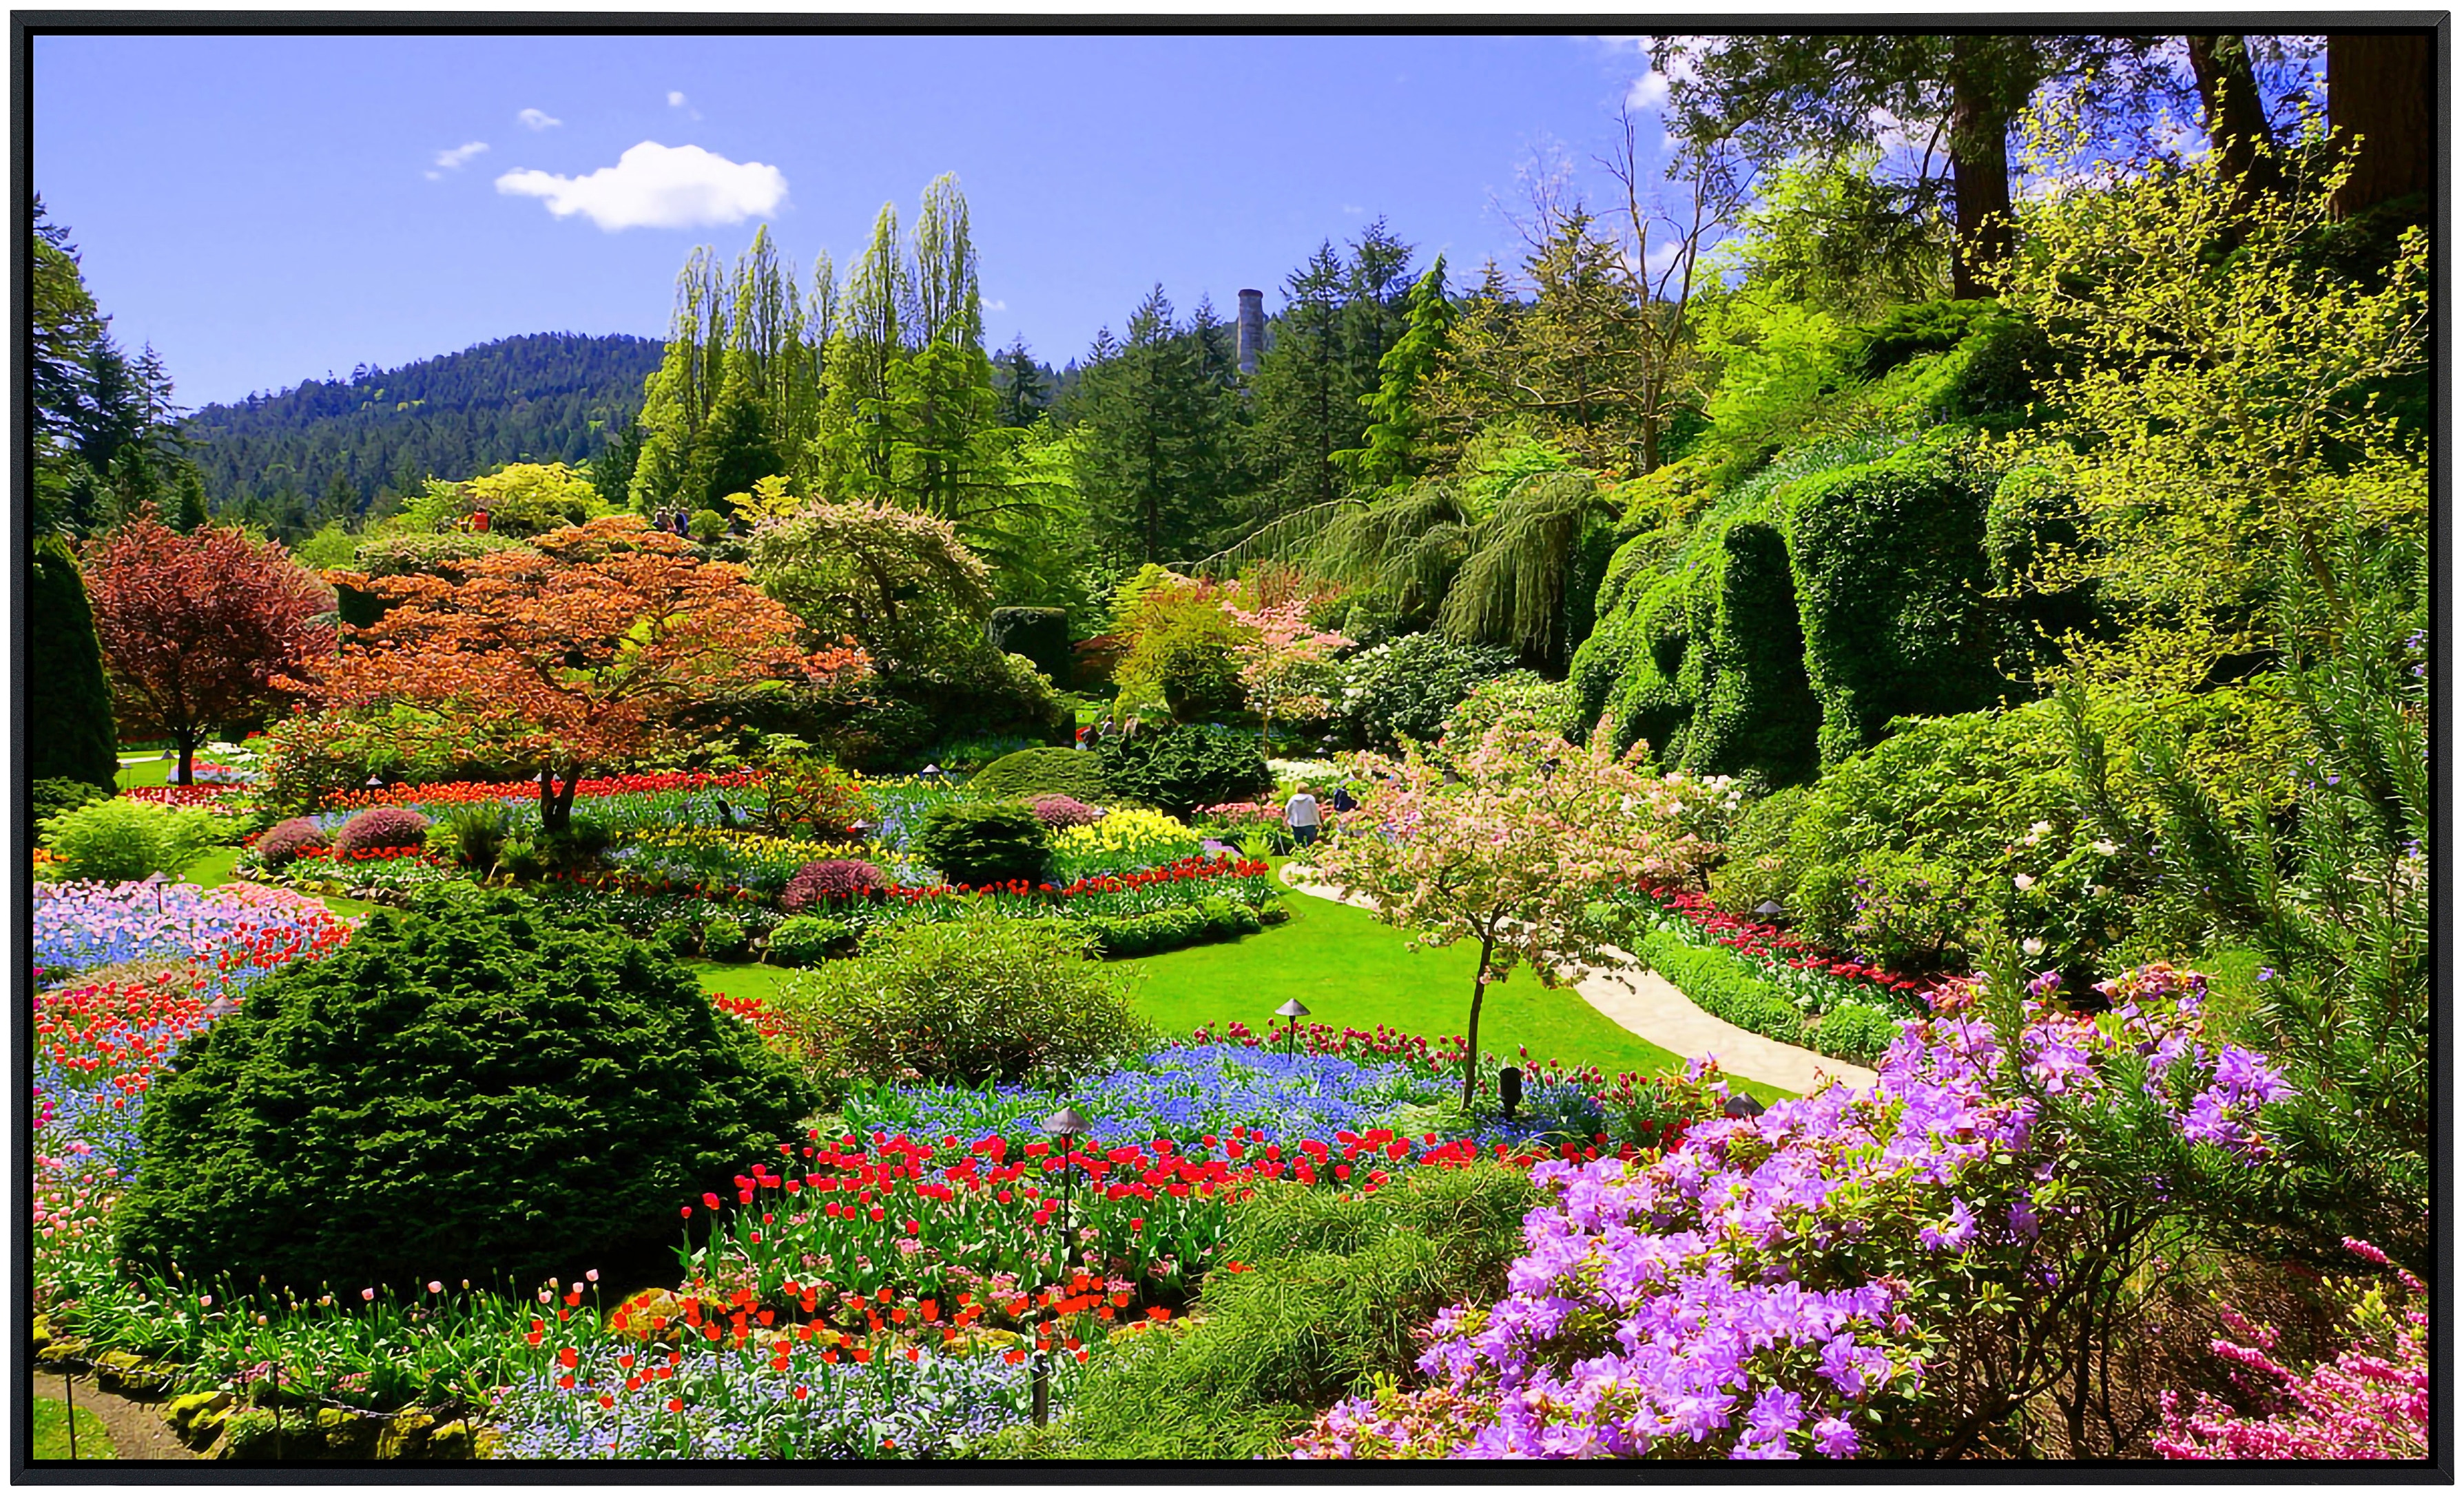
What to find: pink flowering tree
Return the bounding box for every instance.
[2155,1238,2427,1459]
[1221,599,1352,745]
[1292,959,2306,1459]
[1312,709,1717,1108]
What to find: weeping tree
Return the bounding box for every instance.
[1203,434,1615,672]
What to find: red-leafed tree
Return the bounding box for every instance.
[317,515,869,831]
[83,510,335,785]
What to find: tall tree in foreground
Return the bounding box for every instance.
[1312,708,1719,1108]
[320,516,869,831]
[84,513,335,784]
[2328,32,2432,217]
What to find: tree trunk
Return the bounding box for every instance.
[1460,929,1495,1110]
[2328,33,2432,217]
[2188,35,2283,204]
[1947,41,2018,300]
[175,729,198,787]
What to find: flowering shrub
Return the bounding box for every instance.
[612,829,882,898]
[1294,959,2299,1459]
[333,804,432,854]
[118,782,249,815]
[256,815,329,867]
[315,769,762,814]
[1026,793,1104,829]
[780,859,889,911]
[2154,1238,2426,1459]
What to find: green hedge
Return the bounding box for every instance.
[1084,896,1275,958]
[1639,931,1809,1048]
[1688,517,1821,787]
[969,747,1111,804]
[1788,444,2005,766]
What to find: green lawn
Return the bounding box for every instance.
[32,1396,114,1459]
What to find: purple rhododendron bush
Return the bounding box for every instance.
[1292,959,2371,1461]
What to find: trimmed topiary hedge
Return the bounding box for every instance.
[115,886,817,1294]
[1688,517,1821,787]
[256,815,329,867]
[780,859,887,913]
[1788,444,2005,767]
[969,747,1111,804]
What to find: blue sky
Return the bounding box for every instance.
[34,32,1675,408]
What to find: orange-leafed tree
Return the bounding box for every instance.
[83,510,335,785]
[317,515,869,831]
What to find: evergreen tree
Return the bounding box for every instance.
[1071,287,1241,564]
[1244,241,1356,522]
[1335,256,1454,492]
[993,335,1050,427]
[692,364,785,518]
[169,464,211,533]
[26,535,121,793]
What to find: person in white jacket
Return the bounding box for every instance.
[1284,789,1323,848]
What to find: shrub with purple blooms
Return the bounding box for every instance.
[1027,794,1105,829]
[780,858,889,912]
[333,805,431,854]
[256,815,329,867]
[1294,957,2297,1460]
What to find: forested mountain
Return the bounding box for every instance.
[182,333,664,530]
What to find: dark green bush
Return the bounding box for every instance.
[968,747,1111,804]
[31,778,111,840]
[1705,784,1809,917]
[650,920,701,958]
[1042,1162,1544,1459]
[1788,444,2005,766]
[431,800,513,873]
[28,539,120,794]
[114,886,817,1293]
[1095,724,1272,819]
[1985,465,2104,685]
[911,800,1050,886]
[762,914,850,968]
[986,606,1071,687]
[1079,899,1263,958]
[335,530,528,628]
[773,911,1151,1096]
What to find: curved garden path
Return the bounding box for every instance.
[1276,865,1877,1097]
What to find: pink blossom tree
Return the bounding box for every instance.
[1312,709,1717,1108]
[1222,599,1351,745]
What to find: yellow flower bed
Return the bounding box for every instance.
[1051,808,1195,860]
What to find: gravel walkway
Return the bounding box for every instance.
[30,1369,199,1462]
[1277,866,1877,1097]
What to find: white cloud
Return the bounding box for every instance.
[494,141,788,231]
[1627,70,1670,110]
[1340,202,1364,216]
[983,298,1008,313]
[517,107,561,131]
[667,90,687,107]
[433,140,490,170]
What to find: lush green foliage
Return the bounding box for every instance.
[1095,723,1272,818]
[114,886,817,1292]
[1788,442,2005,765]
[986,605,1071,685]
[40,798,227,882]
[1032,1163,1544,1459]
[30,777,112,841]
[773,909,1154,1094]
[910,799,1051,886]
[183,333,661,537]
[969,746,1112,804]
[761,913,851,968]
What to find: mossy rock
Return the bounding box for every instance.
[163,1391,234,1451]
[92,1348,175,1396]
[373,1410,436,1461]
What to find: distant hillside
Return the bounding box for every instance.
[183,332,665,521]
